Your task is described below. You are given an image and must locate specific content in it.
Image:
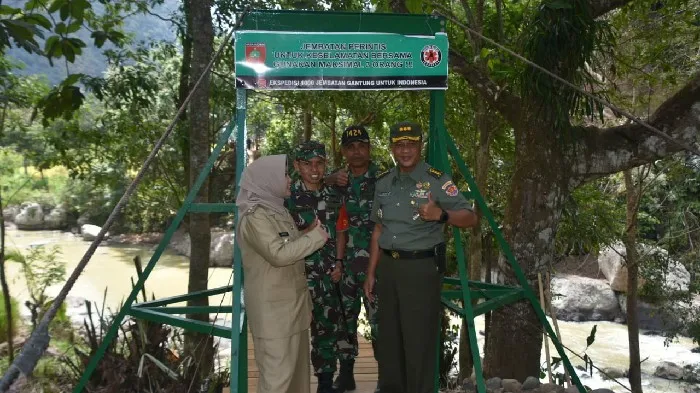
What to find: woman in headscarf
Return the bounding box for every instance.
[236,154,328,393]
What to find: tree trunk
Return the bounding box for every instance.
[183,0,214,384]
[483,118,569,380]
[0,193,13,362]
[330,101,340,168]
[460,100,493,380]
[483,232,494,355]
[303,106,312,141]
[177,0,192,202]
[623,169,643,393]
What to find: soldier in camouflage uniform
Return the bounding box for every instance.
[325,125,382,393]
[286,141,351,393]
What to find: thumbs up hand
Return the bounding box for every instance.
[418,192,442,221]
[325,169,349,187]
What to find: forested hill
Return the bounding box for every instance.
[6,0,179,85]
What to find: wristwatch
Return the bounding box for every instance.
[438,209,449,224]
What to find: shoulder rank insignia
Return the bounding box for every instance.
[427,167,443,179]
[376,168,392,181]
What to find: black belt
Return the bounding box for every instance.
[383,248,436,260]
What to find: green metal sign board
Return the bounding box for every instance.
[234,31,448,90]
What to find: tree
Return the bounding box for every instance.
[183,0,215,384]
[389,0,700,380]
[0,0,139,122]
[622,166,649,393]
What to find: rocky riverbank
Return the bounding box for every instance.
[549,243,699,336]
[4,202,235,267]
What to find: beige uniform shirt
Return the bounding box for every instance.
[238,205,327,339]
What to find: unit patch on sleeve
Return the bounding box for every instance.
[445,185,459,197]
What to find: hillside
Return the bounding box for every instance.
[6,0,179,85]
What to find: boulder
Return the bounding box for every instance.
[169,229,235,267]
[486,377,502,390]
[663,258,691,292]
[502,379,521,392]
[462,378,475,393]
[683,364,700,383]
[2,205,20,222]
[210,232,234,267]
[551,274,622,322]
[522,376,540,390]
[598,243,645,292]
[685,385,700,393]
[599,243,691,293]
[537,383,565,393]
[600,367,626,380]
[81,224,105,241]
[617,294,681,332]
[77,212,91,227]
[44,205,68,230]
[14,202,44,230]
[654,361,684,380]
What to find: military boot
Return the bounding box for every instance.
[333,359,356,392]
[317,372,337,393]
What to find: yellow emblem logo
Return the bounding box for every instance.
[391,251,400,259]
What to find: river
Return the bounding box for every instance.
[4,228,699,392]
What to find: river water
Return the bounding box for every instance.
[4,228,699,392]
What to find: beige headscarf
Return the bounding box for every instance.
[235,154,288,228]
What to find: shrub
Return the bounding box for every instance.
[0,291,20,343]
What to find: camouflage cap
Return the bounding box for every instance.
[341,125,370,146]
[295,140,327,161]
[389,121,422,143]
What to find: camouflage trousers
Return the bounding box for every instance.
[307,267,354,375]
[339,262,379,361]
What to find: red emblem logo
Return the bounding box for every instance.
[245,43,266,64]
[421,45,442,68]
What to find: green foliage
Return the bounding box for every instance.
[556,180,625,255]
[12,245,66,330]
[0,0,174,123]
[0,291,20,343]
[520,0,613,127]
[610,0,700,107]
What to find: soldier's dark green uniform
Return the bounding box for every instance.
[370,122,472,393]
[339,159,381,357]
[285,141,353,383]
[332,126,383,361]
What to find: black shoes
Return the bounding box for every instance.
[317,372,337,393]
[333,360,357,392]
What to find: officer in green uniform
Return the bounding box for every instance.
[286,141,350,393]
[363,121,477,393]
[325,125,382,393]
